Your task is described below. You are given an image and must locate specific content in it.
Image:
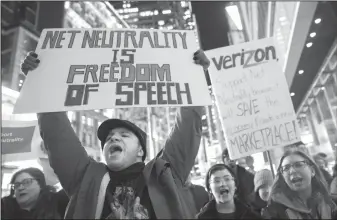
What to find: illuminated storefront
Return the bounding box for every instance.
[297,41,337,159]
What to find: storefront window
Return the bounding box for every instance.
[316,88,337,148]
[324,71,337,121]
[308,100,334,155]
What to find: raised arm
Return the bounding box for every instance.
[161,106,204,184]
[160,50,209,184]
[21,52,90,195]
[38,112,90,195]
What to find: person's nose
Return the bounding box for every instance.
[288,165,297,174]
[17,184,25,191]
[110,134,121,142]
[219,180,227,187]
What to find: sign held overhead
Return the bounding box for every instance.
[14,28,212,114]
[206,38,301,160]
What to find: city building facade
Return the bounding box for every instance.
[111,1,194,30]
[1,1,133,196]
[238,1,337,169]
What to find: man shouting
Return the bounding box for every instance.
[20,50,210,219]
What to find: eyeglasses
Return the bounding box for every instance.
[11,178,35,190]
[280,161,309,174]
[210,176,234,185]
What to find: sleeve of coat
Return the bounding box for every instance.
[331,177,337,197]
[38,112,90,196]
[160,106,203,184]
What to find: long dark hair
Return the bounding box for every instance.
[269,150,332,204]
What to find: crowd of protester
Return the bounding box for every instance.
[1,50,337,219]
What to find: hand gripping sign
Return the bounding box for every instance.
[206,38,301,160]
[14,28,212,114]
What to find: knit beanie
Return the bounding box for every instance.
[254,169,273,192]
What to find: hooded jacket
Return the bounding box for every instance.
[262,191,337,219]
[196,198,262,219]
[38,106,203,219]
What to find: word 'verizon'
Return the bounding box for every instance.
[212,46,277,70]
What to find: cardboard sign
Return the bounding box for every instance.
[1,120,41,162]
[14,28,212,114]
[206,38,301,160]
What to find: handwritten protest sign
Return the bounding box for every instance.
[13,28,211,113]
[206,38,301,160]
[1,120,42,162]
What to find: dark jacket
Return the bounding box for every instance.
[248,191,267,214]
[38,106,203,219]
[233,165,255,203]
[190,184,210,212]
[331,177,337,204]
[196,199,262,219]
[262,191,337,219]
[1,189,69,219]
[320,168,333,186]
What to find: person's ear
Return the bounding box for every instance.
[137,145,144,157]
[311,166,316,177]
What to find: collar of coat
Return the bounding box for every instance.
[270,191,335,219]
[197,198,251,218]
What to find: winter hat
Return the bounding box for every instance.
[10,167,47,189]
[254,169,273,192]
[97,119,147,161]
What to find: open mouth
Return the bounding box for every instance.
[290,177,303,184]
[18,192,27,197]
[219,189,229,195]
[109,145,123,155]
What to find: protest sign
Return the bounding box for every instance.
[206,38,301,160]
[1,120,41,162]
[13,28,212,114]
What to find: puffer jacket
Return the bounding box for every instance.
[196,198,262,219]
[38,106,203,219]
[262,191,337,219]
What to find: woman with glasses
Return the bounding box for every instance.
[196,164,261,219]
[262,150,337,219]
[1,167,69,219]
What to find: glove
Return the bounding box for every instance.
[20,51,40,76]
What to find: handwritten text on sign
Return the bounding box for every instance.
[206,38,300,160]
[14,29,211,113]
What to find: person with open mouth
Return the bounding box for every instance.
[1,167,69,219]
[20,49,212,219]
[263,150,337,219]
[196,164,262,219]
